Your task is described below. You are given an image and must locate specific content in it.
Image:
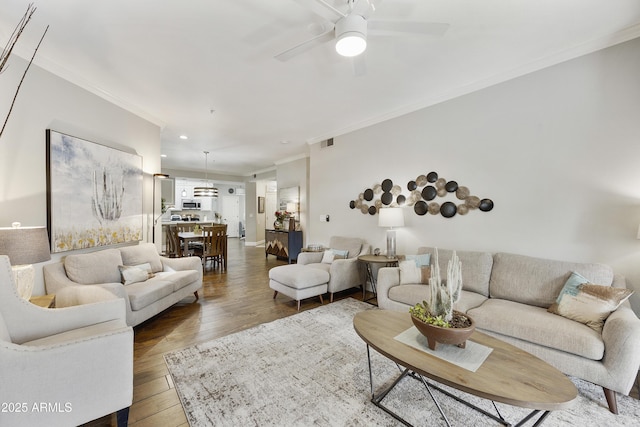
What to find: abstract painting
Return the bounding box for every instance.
[46,130,143,252]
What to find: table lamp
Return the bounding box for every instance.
[286,202,298,231]
[0,223,51,299]
[378,208,404,259]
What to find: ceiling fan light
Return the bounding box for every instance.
[335,14,367,57]
[335,33,366,57]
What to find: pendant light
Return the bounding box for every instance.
[193,151,218,198]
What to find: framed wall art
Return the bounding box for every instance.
[46,130,143,253]
[258,196,265,214]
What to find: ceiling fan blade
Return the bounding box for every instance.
[291,0,346,22]
[368,21,450,36]
[274,28,335,62]
[350,0,383,20]
[352,54,367,77]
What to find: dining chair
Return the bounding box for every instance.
[165,225,181,257]
[196,226,226,270]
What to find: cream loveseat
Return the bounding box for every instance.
[44,243,202,326]
[377,247,640,414]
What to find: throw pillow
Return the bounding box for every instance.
[332,249,349,259]
[321,249,349,264]
[404,254,431,267]
[548,271,633,332]
[119,265,151,286]
[321,250,335,264]
[399,254,431,285]
[131,262,153,274]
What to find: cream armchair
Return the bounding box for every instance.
[0,255,133,427]
[297,236,370,302]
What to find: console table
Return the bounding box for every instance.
[265,229,303,263]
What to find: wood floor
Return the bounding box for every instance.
[85,238,639,426]
[84,238,370,427]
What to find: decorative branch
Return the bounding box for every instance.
[0,4,36,74]
[0,3,48,140]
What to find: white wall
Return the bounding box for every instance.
[307,37,640,314]
[276,156,309,238]
[0,57,161,295]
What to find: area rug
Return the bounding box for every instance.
[164,298,640,426]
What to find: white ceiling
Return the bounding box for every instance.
[2,0,640,176]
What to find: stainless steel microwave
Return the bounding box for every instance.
[181,199,201,210]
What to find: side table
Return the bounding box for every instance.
[29,294,56,308]
[358,254,399,304]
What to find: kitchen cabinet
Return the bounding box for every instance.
[265,229,302,263]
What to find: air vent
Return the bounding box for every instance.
[320,138,334,149]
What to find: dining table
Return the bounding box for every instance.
[177,231,228,269]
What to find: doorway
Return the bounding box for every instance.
[222,195,240,237]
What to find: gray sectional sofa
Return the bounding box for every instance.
[44,243,202,326]
[377,247,640,414]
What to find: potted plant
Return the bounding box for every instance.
[409,249,475,350]
[274,211,290,230]
[193,224,202,235]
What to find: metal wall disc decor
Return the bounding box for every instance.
[445,181,458,192]
[479,198,494,212]
[349,171,494,218]
[381,192,393,205]
[440,201,457,218]
[414,201,428,215]
[422,186,437,201]
[363,188,374,201]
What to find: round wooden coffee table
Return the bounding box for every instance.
[353,310,577,426]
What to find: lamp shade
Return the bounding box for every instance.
[378,208,404,228]
[0,226,51,265]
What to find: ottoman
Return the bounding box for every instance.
[269,264,330,310]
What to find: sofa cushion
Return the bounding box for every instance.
[154,270,201,292]
[468,299,605,360]
[489,253,614,308]
[119,243,163,273]
[0,312,10,342]
[389,285,487,313]
[329,236,363,260]
[124,277,175,311]
[417,247,492,297]
[64,248,123,285]
[548,272,633,332]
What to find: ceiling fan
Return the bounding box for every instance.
[274,0,449,62]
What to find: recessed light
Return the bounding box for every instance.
[179,135,188,140]
[280,139,290,144]
[160,154,167,158]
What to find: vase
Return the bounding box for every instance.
[411,310,475,351]
[274,220,283,230]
